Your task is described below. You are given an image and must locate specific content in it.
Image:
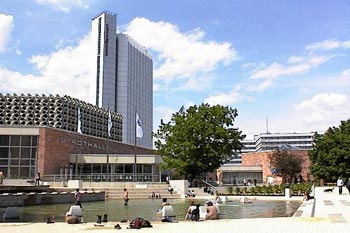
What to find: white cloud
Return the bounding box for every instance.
[30,55,50,70]
[287,56,305,64]
[153,106,175,131]
[0,14,14,52]
[35,0,90,13]
[295,93,349,124]
[250,55,330,80]
[306,39,350,51]
[174,75,215,91]
[125,17,238,85]
[16,48,22,56]
[342,68,350,77]
[0,33,93,102]
[204,85,247,106]
[248,55,332,91]
[298,88,309,94]
[153,83,160,91]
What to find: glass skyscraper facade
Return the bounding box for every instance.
[91,12,153,149]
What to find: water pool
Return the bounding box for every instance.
[0,198,300,223]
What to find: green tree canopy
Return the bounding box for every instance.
[153,103,245,181]
[309,119,350,182]
[269,149,304,184]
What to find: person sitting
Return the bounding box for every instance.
[207,187,211,194]
[206,201,218,220]
[186,190,193,198]
[168,185,174,194]
[185,201,198,221]
[155,192,161,199]
[159,198,169,210]
[149,191,156,199]
[191,190,196,198]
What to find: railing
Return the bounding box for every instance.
[42,174,160,183]
[201,180,218,193]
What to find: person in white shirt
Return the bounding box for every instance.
[337,177,344,195]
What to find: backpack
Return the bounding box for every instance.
[129,217,153,229]
[191,208,199,219]
[66,216,81,224]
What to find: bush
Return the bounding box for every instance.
[234,187,241,194]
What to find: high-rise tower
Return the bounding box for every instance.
[91,11,153,148]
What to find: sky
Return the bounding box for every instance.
[0,0,349,140]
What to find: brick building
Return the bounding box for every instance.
[220,150,311,185]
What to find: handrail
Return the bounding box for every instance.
[201,180,217,191]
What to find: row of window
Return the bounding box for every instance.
[70,163,153,175]
[0,135,38,147]
[0,135,38,178]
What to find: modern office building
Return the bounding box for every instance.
[251,132,315,151]
[228,132,316,164]
[0,94,160,181]
[91,11,153,149]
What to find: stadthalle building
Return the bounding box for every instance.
[0,94,160,182]
[0,12,160,182]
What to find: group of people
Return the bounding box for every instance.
[186,189,196,198]
[242,178,257,186]
[184,200,218,220]
[149,191,161,199]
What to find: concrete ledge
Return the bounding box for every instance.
[136,183,148,188]
[0,191,105,207]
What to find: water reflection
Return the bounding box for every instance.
[0,199,300,223]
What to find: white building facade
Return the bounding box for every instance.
[91,11,153,149]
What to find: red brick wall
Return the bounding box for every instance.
[242,150,310,184]
[38,128,155,175]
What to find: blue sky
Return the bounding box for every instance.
[0,0,349,139]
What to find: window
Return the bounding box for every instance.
[124,164,133,174]
[136,164,142,173]
[21,148,31,158]
[114,164,123,173]
[20,167,30,178]
[92,164,102,173]
[21,136,31,146]
[32,136,38,146]
[10,136,20,146]
[10,148,20,158]
[0,160,8,165]
[143,164,152,173]
[0,136,9,146]
[0,148,9,158]
[31,149,37,158]
[10,159,20,165]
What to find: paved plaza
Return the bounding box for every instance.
[1,186,350,233]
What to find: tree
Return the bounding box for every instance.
[269,149,304,184]
[153,103,245,181]
[309,119,350,182]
